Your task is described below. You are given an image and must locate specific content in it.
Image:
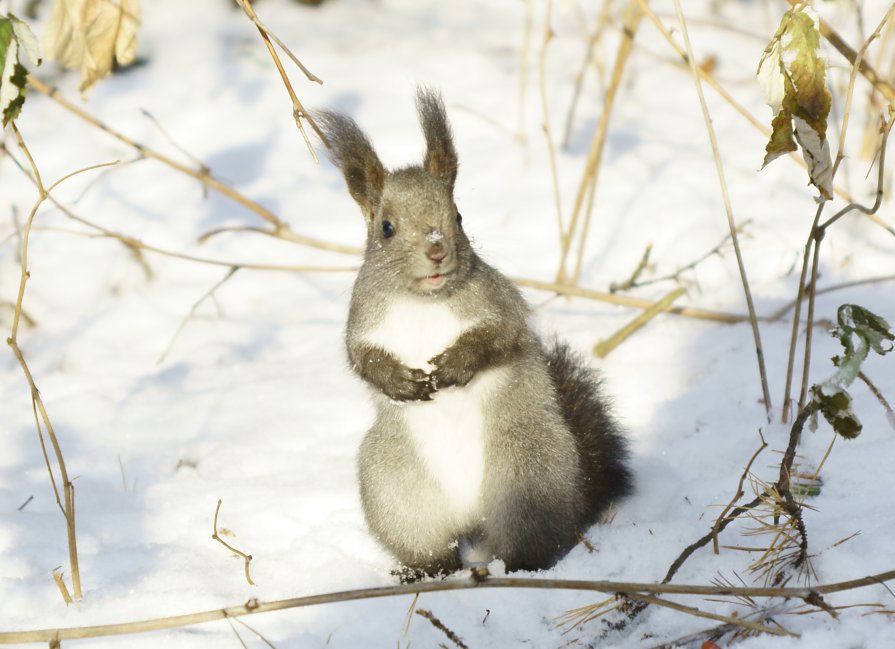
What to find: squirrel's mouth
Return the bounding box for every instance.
[421,273,447,288]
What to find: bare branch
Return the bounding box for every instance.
[211,500,255,587]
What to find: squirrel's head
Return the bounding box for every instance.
[318,88,473,297]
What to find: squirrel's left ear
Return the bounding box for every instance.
[417,87,458,192]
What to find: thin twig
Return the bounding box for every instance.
[232,617,278,649]
[857,370,895,425]
[415,609,468,649]
[140,109,211,198]
[6,147,358,273]
[513,276,746,323]
[636,0,857,205]
[558,0,643,286]
[516,0,533,144]
[157,267,240,363]
[624,592,794,638]
[771,273,895,321]
[4,570,895,644]
[561,0,612,148]
[211,500,256,586]
[234,0,324,160]
[26,77,360,256]
[712,431,768,554]
[672,0,772,418]
[6,125,117,601]
[538,0,565,246]
[796,113,893,415]
[609,243,652,293]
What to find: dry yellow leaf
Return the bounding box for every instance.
[43,0,141,93]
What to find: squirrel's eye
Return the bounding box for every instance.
[456,212,463,226]
[382,220,395,238]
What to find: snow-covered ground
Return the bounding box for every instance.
[2,0,894,646]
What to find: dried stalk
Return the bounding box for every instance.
[555,0,643,285]
[51,570,73,606]
[637,0,857,205]
[25,77,360,256]
[857,371,895,424]
[624,592,794,638]
[4,570,895,644]
[538,0,565,245]
[5,125,118,601]
[771,273,895,321]
[158,267,240,363]
[792,114,893,417]
[593,286,685,358]
[212,500,255,586]
[415,609,468,649]
[712,431,768,554]
[779,3,894,423]
[561,0,613,149]
[672,0,772,417]
[512,276,746,323]
[4,142,360,274]
[609,243,652,293]
[234,0,324,160]
[516,0,534,144]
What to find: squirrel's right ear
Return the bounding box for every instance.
[316,111,386,220]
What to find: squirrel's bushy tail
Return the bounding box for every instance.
[546,341,633,525]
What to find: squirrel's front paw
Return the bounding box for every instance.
[428,349,476,390]
[384,365,435,402]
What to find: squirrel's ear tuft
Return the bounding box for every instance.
[416,87,458,192]
[316,110,386,220]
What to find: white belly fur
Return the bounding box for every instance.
[361,296,502,522]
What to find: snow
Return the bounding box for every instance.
[2,0,895,647]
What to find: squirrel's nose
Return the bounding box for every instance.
[427,242,447,263]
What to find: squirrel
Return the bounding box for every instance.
[317,88,633,580]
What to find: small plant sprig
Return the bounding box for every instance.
[808,305,894,439]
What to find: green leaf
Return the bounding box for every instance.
[1,14,40,127]
[832,304,894,384]
[2,61,27,125]
[810,384,862,439]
